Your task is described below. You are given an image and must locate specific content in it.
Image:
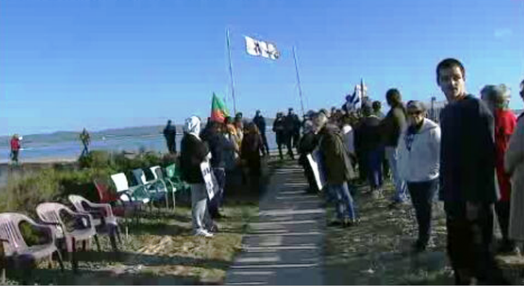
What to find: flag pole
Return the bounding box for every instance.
[292,46,306,116]
[226,29,237,115]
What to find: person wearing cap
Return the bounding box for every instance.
[253,110,270,156]
[398,100,441,253]
[180,116,215,238]
[506,79,524,253]
[10,134,21,164]
[437,58,506,284]
[272,112,287,160]
[481,84,517,254]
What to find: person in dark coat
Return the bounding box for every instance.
[241,122,264,192]
[253,110,270,156]
[201,121,233,219]
[284,108,301,150]
[273,112,288,160]
[436,58,507,284]
[315,112,358,227]
[356,103,384,197]
[180,116,214,237]
[297,120,319,193]
[163,120,177,154]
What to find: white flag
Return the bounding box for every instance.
[245,36,280,60]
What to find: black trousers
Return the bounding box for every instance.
[260,132,270,155]
[284,134,294,159]
[495,201,513,245]
[408,179,437,245]
[444,201,507,284]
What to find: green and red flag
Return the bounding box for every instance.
[210,93,230,123]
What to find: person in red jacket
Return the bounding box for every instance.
[481,84,517,253]
[10,134,21,164]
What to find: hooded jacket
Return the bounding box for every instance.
[398,118,441,183]
[318,123,357,184]
[180,116,209,184]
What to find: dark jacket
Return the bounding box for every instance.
[241,132,264,176]
[298,132,319,165]
[273,118,286,144]
[319,124,357,184]
[379,105,407,147]
[201,128,226,169]
[355,115,382,153]
[253,115,266,135]
[180,134,209,184]
[284,114,301,134]
[439,95,499,203]
[163,124,177,141]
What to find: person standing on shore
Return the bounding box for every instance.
[163,120,177,154]
[437,58,507,284]
[180,116,215,238]
[253,110,270,156]
[10,134,21,164]
[480,84,517,254]
[79,128,91,157]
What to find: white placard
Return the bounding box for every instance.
[307,149,326,191]
[200,160,219,200]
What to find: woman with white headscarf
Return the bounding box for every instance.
[180,116,214,237]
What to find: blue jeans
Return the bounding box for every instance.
[367,149,384,189]
[385,146,408,202]
[329,182,356,220]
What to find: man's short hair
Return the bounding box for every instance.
[372,101,381,111]
[386,89,402,106]
[436,58,466,84]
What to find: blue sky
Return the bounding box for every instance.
[1,0,523,136]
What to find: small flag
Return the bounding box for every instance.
[211,93,230,123]
[245,36,280,60]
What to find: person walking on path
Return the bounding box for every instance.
[285,108,301,149]
[180,116,215,238]
[273,112,290,160]
[315,112,358,227]
[253,110,270,156]
[79,128,91,157]
[10,134,21,164]
[356,103,384,198]
[163,120,177,154]
[506,79,524,251]
[379,88,408,206]
[398,100,441,253]
[481,84,518,254]
[437,58,507,284]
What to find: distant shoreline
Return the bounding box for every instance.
[0,157,78,189]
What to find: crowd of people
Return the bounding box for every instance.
[290,58,524,285]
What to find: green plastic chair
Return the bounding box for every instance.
[165,164,190,192]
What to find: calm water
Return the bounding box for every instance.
[0,130,278,163]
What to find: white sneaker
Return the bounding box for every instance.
[194,229,214,237]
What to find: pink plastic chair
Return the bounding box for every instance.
[0,213,64,271]
[35,203,97,270]
[68,195,121,251]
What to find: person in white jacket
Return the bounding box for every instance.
[398,100,441,252]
